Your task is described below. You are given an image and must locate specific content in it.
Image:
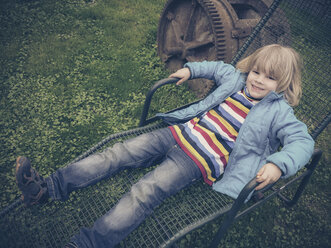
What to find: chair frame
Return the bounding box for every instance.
[136,75,327,247]
[0,0,330,247]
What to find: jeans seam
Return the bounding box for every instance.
[73,155,158,188]
[74,131,168,188]
[45,176,56,200]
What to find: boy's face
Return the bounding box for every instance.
[246,67,278,99]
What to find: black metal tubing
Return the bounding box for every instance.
[0,122,166,219]
[138,0,284,128]
[139,0,285,128]
[172,148,322,248]
[277,149,323,207]
[0,198,22,219]
[2,0,329,241]
[209,178,260,248]
[161,203,233,248]
[163,147,321,248]
[230,0,283,66]
[209,149,323,247]
[311,112,331,140]
[139,77,180,127]
[139,77,207,127]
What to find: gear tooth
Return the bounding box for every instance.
[159,0,229,75]
[216,35,226,39]
[200,0,227,60]
[213,20,223,24]
[215,31,225,35]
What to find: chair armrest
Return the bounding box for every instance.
[139,77,179,126]
[277,148,322,207]
[209,178,260,247]
[236,149,322,205]
[305,149,322,170]
[231,178,260,213]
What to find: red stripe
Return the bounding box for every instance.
[169,127,213,186]
[206,112,236,141]
[190,119,198,125]
[193,125,227,166]
[225,99,247,119]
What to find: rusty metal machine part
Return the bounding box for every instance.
[157,0,226,96]
[157,0,288,97]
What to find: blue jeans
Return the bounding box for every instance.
[45,128,201,248]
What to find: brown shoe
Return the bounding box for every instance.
[15,156,49,206]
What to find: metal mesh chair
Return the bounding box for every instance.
[0,0,330,247]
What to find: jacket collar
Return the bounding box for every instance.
[263,90,284,102]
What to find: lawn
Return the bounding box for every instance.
[0,0,329,247]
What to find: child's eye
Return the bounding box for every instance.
[268,76,275,80]
[252,70,259,74]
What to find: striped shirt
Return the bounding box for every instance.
[169,88,260,185]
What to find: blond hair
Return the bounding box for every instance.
[236,44,303,106]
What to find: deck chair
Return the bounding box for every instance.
[0,0,330,247]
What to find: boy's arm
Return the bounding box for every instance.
[265,106,314,179]
[184,61,242,87]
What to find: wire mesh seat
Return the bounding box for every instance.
[0,0,330,247]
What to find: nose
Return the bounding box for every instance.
[255,74,264,84]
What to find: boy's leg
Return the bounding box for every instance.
[16,128,176,204]
[70,144,202,248]
[46,128,177,201]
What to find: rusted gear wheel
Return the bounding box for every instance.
[158,0,290,97]
[158,0,233,97]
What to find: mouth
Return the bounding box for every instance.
[251,84,264,92]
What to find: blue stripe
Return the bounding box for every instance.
[199,120,233,152]
[216,105,242,132]
[199,116,220,136]
[173,90,257,183]
[214,132,234,152]
[231,92,254,109]
[181,124,222,178]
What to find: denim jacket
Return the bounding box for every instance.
[157,61,314,199]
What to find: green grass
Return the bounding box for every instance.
[0,0,171,204]
[0,0,330,247]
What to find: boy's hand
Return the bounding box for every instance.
[169,68,191,85]
[255,163,282,190]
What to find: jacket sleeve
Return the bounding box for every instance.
[266,104,315,178]
[185,61,241,87]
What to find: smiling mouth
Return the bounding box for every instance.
[252,84,264,91]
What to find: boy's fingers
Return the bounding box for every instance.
[257,166,265,177]
[255,170,269,190]
[169,68,190,85]
[169,75,186,85]
[256,175,264,182]
[255,178,270,190]
[255,163,281,191]
[176,79,184,85]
